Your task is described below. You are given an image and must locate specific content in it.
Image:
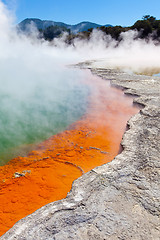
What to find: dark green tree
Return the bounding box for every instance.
[42,25,70,41]
[131,20,152,38]
[143,15,156,23]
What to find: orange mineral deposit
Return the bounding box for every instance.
[0,71,140,236]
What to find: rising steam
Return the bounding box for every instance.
[0,0,159,164]
[0,1,89,164]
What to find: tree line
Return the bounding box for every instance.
[66,15,160,44]
[38,25,70,41]
[38,15,160,43]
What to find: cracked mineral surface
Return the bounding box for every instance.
[1,65,160,240]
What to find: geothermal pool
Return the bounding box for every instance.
[0,67,89,165]
[0,69,140,236]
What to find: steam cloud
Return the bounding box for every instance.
[0,1,89,164]
[0,0,159,164]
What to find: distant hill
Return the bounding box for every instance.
[18,18,112,34]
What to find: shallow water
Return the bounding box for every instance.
[0,67,89,165]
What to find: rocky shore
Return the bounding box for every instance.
[2,65,160,240]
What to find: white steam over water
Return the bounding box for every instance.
[0,0,160,164]
[0,1,89,164]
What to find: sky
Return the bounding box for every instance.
[2,0,160,26]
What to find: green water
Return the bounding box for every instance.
[0,69,89,165]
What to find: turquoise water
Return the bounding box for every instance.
[0,68,89,165]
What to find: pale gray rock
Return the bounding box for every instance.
[1,66,160,240]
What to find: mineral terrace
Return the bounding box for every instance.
[1,64,160,240]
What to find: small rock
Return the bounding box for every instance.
[14,172,25,178]
[89,146,101,151]
[100,151,109,154]
[13,170,31,178]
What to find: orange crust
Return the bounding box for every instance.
[0,72,139,236]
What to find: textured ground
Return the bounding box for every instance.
[1,66,160,240]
